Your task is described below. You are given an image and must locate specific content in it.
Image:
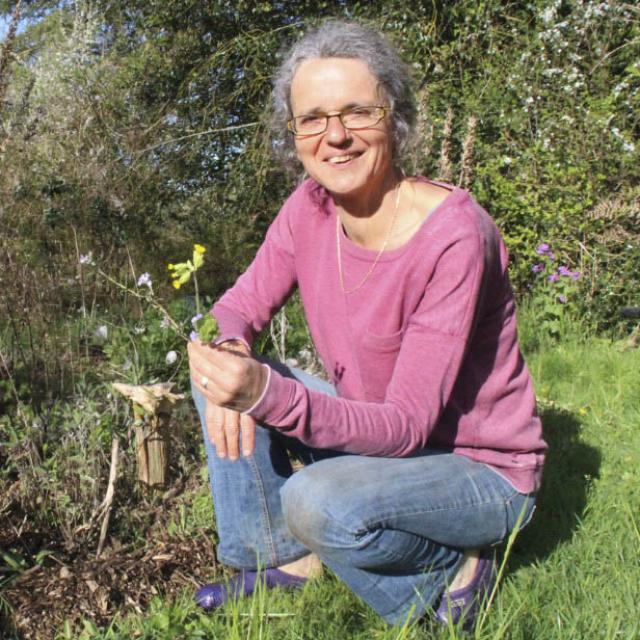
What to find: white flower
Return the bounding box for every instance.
[540,6,556,24]
[165,350,178,365]
[137,272,152,289]
[79,252,95,265]
[95,325,108,340]
[622,141,635,153]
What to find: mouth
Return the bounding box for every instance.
[326,153,360,165]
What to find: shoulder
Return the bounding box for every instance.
[267,178,333,249]
[281,177,330,211]
[417,180,500,246]
[405,180,507,275]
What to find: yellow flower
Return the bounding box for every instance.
[167,263,175,270]
[172,280,182,290]
[194,244,206,255]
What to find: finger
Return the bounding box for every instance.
[188,342,213,395]
[224,409,242,461]
[240,413,256,457]
[188,341,244,402]
[205,401,227,459]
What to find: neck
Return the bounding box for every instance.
[335,168,403,249]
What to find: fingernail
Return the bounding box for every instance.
[243,450,252,457]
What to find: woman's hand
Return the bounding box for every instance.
[204,402,257,460]
[188,339,268,459]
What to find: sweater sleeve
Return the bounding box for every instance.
[211,199,298,346]
[247,227,487,456]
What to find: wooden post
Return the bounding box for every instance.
[113,382,184,488]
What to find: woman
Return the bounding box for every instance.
[187,19,546,629]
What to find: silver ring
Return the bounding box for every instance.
[200,375,209,389]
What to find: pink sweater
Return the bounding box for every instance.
[213,178,546,493]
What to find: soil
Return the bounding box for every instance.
[0,477,219,640]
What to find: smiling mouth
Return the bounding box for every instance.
[327,154,359,165]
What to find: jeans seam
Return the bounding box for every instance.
[356,471,520,531]
[246,453,277,566]
[358,496,513,532]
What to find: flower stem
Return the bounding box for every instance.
[193,273,201,315]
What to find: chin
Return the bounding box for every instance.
[314,170,370,198]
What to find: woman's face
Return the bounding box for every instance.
[289,57,395,204]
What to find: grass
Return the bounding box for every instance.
[4,320,640,639]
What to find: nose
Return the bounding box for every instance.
[324,113,350,144]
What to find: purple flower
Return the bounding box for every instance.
[79,252,94,265]
[546,251,555,261]
[536,243,550,256]
[190,330,200,342]
[571,271,581,281]
[137,272,152,288]
[558,265,572,277]
[548,273,560,282]
[531,263,544,273]
[191,313,203,327]
[558,294,567,304]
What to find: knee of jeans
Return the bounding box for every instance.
[280,468,341,549]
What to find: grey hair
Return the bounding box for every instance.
[271,20,416,171]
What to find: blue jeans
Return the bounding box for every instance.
[192,365,536,625]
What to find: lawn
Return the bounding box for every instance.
[3,328,640,640]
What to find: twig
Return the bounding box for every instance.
[96,436,119,559]
[0,346,30,431]
[72,226,87,321]
[459,115,478,189]
[438,107,454,183]
[135,122,260,156]
[269,309,288,362]
[0,1,21,103]
[97,269,187,338]
[589,36,640,75]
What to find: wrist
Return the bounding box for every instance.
[243,363,271,415]
[217,339,251,356]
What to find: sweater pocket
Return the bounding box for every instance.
[359,329,403,402]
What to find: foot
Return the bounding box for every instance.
[195,567,307,611]
[278,553,323,579]
[434,553,497,630]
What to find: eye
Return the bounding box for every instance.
[348,107,375,118]
[299,114,324,125]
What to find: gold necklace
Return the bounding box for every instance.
[336,179,402,294]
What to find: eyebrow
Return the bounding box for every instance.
[298,102,367,115]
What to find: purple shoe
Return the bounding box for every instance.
[435,554,497,630]
[195,568,307,611]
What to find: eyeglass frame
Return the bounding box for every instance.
[286,105,390,137]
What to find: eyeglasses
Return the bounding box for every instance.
[287,105,389,137]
